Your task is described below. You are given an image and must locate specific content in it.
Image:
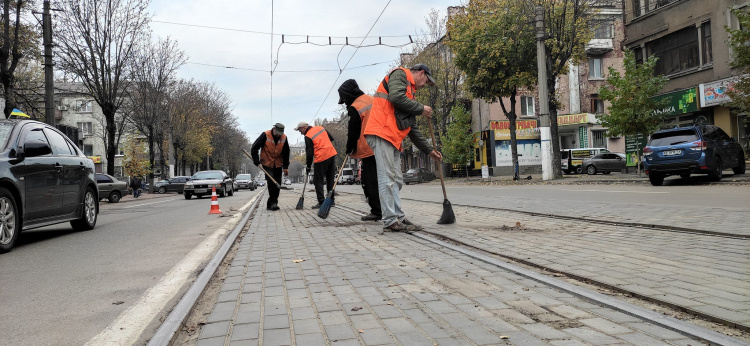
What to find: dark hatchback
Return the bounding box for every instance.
[403,168,435,185]
[644,125,746,186]
[155,176,191,194]
[0,120,98,253]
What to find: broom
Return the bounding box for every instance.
[317,154,349,219]
[241,149,281,189]
[295,173,309,209]
[427,120,456,224]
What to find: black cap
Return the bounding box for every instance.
[338,79,363,105]
[411,64,436,86]
[273,123,285,132]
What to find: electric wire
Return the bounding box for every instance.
[185,60,394,72]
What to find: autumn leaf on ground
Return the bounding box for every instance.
[292,259,305,263]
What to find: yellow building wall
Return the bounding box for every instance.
[713,106,737,136]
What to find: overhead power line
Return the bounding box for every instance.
[185,60,394,73]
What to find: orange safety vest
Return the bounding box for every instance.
[305,126,337,163]
[351,94,374,159]
[260,130,286,168]
[363,67,415,151]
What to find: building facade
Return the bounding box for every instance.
[625,0,750,157]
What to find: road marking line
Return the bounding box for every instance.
[86,195,259,346]
[562,189,668,194]
[123,199,177,209]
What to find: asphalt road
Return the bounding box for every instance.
[0,188,259,346]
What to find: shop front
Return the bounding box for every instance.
[556,113,619,150]
[698,77,749,159]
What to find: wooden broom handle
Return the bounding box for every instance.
[427,120,448,200]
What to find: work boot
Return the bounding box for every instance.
[311,203,322,209]
[383,221,415,232]
[267,204,280,211]
[361,213,380,221]
[401,218,423,231]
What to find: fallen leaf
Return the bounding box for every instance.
[112,301,124,305]
[500,336,510,339]
[292,259,305,263]
[358,329,364,333]
[351,306,363,311]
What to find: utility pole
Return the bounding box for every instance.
[536,6,553,181]
[42,0,54,126]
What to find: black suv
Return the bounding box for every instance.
[0,120,99,253]
[643,125,746,186]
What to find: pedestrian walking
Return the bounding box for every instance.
[339,79,381,221]
[250,123,290,211]
[294,122,337,209]
[130,175,142,198]
[363,64,443,232]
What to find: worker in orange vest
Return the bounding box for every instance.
[339,79,381,222]
[295,122,337,209]
[363,64,442,232]
[250,123,289,210]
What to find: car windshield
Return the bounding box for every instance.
[649,130,699,146]
[406,169,417,174]
[0,123,12,149]
[193,172,223,180]
[236,174,251,179]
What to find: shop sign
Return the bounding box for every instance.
[558,113,591,126]
[88,156,101,163]
[652,88,698,116]
[578,126,588,148]
[489,120,537,130]
[699,76,742,107]
[624,134,647,167]
[490,120,540,140]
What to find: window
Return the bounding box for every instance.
[24,129,50,150]
[591,98,605,114]
[702,21,712,65]
[76,100,92,112]
[588,58,603,78]
[83,144,94,156]
[77,122,93,136]
[45,129,75,156]
[520,96,535,116]
[593,22,613,39]
[117,145,125,156]
[96,174,113,183]
[593,131,606,148]
[647,26,699,75]
[634,47,644,65]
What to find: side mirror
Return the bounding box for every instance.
[23,140,53,157]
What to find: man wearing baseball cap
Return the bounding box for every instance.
[250,123,289,210]
[295,121,337,208]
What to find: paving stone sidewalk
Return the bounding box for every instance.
[193,193,706,345]
[335,193,750,332]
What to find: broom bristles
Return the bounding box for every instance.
[437,199,455,224]
[317,194,333,219]
[295,196,304,210]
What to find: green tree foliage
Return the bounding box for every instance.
[121,136,150,178]
[597,50,667,138]
[447,0,537,178]
[727,7,750,113]
[0,0,41,118]
[441,105,474,175]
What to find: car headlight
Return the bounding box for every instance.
[184,182,193,187]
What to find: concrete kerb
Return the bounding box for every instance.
[146,188,266,346]
[440,172,750,186]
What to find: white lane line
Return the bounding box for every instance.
[123,199,177,209]
[86,195,260,346]
[562,189,668,194]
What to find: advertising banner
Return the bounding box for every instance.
[699,76,742,107]
[653,88,698,116]
[495,139,542,167]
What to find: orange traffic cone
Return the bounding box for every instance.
[208,186,222,214]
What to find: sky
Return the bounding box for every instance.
[147,0,460,146]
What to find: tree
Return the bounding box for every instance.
[0,0,40,118]
[441,105,474,178]
[127,37,185,190]
[55,0,151,175]
[598,50,666,137]
[167,80,217,175]
[121,135,150,179]
[447,0,537,179]
[727,7,750,113]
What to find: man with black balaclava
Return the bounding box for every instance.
[250,123,290,210]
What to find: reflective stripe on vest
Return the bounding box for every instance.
[305,126,337,163]
[260,130,286,168]
[362,67,415,151]
[351,94,374,159]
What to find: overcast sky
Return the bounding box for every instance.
[147,0,460,146]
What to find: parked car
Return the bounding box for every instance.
[582,153,627,175]
[154,176,191,194]
[183,170,234,199]
[644,125,746,186]
[0,119,98,253]
[256,179,266,187]
[561,148,611,174]
[404,168,435,185]
[96,173,128,202]
[234,174,256,190]
[338,168,355,184]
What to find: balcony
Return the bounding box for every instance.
[586,39,614,55]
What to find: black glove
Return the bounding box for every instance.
[253,159,260,166]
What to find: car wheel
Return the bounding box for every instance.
[648,173,664,186]
[586,165,597,175]
[679,173,691,179]
[184,193,192,200]
[0,187,19,254]
[575,166,583,174]
[733,156,746,174]
[708,158,722,181]
[418,177,424,184]
[71,187,97,231]
[158,186,166,194]
[108,191,121,203]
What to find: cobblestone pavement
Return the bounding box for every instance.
[339,192,750,332]
[193,193,712,345]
